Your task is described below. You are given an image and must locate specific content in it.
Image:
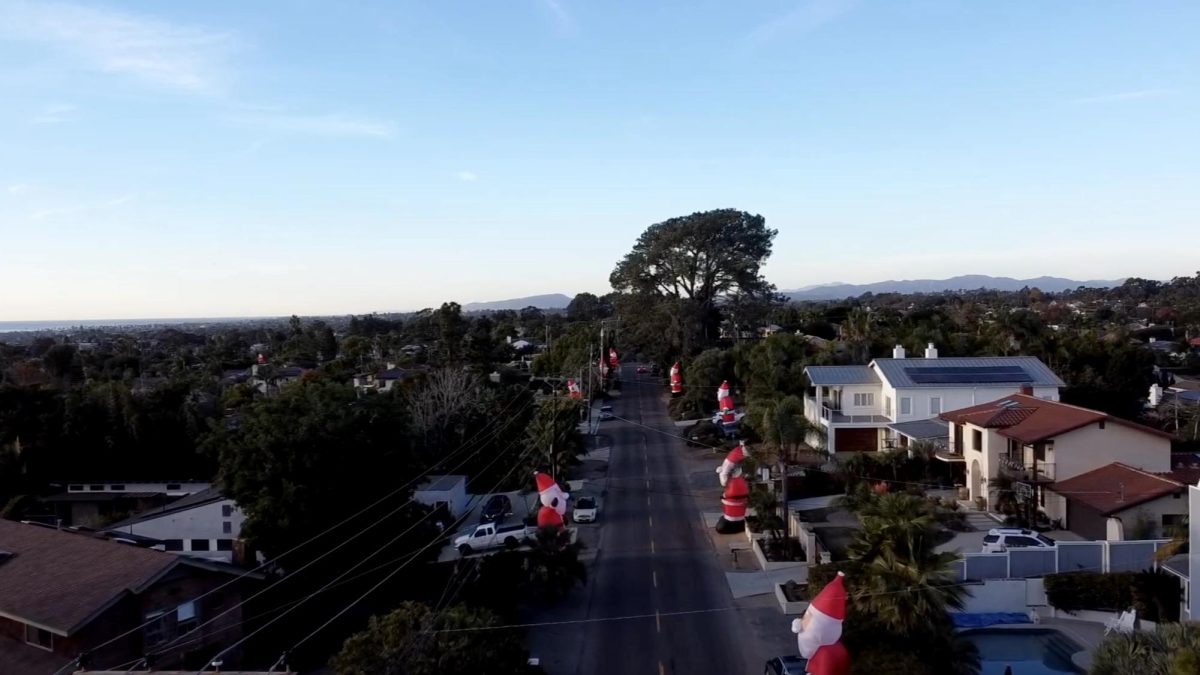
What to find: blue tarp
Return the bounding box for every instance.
[951,612,1032,628]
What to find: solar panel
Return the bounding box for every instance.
[906,366,1033,384]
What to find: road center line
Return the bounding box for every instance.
[652,570,658,587]
[648,515,653,528]
[650,539,655,554]
[645,479,651,490]
[655,610,662,633]
[659,661,666,675]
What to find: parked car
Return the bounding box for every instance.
[764,656,808,674]
[454,521,537,555]
[710,410,746,425]
[480,494,513,523]
[636,365,649,374]
[598,405,615,421]
[981,528,1056,553]
[573,497,598,523]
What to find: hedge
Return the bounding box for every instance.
[1044,570,1180,622]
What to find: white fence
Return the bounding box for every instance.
[951,539,1173,582]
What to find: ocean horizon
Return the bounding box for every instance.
[0,317,277,333]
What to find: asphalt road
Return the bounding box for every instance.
[561,369,751,675]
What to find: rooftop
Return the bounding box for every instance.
[939,394,1173,444]
[103,487,227,531]
[804,365,879,386]
[418,475,467,492]
[888,418,950,440]
[871,356,1064,389]
[1047,463,1184,516]
[0,519,177,635]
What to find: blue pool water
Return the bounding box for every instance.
[961,628,1083,675]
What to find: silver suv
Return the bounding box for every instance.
[981,528,1056,553]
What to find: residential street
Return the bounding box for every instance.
[529,368,754,674]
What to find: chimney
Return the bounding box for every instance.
[1019,385,1033,396]
[924,343,938,359]
[892,344,906,359]
[1149,383,1163,407]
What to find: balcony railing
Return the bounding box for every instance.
[999,456,1055,482]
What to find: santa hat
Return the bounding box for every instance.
[534,472,556,494]
[725,444,745,465]
[810,572,847,621]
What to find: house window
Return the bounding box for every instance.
[222,521,232,534]
[884,396,892,416]
[972,429,983,451]
[1098,420,1105,430]
[68,484,84,492]
[166,484,181,491]
[110,484,125,491]
[89,484,105,491]
[164,539,184,551]
[930,397,942,415]
[25,624,54,651]
[1163,514,1186,528]
[221,504,234,517]
[190,539,211,551]
[176,601,198,634]
[216,539,234,551]
[144,611,167,647]
[853,393,875,407]
[900,397,912,415]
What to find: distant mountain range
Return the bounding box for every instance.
[462,294,572,312]
[780,275,1125,301]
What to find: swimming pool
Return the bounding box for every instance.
[960,628,1084,675]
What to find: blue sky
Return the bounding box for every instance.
[1,0,1197,320]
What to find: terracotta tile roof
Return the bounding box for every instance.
[939,394,1172,444]
[1047,463,1185,516]
[0,520,178,634]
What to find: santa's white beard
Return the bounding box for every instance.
[792,612,842,658]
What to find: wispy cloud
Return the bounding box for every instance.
[456,171,478,182]
[1072,88,1177,104]
[538,0,575,35]
[30,102,76,125]
[31,193,136,220]
[227,112,397,140]
[0,0,234,93]
[747,0,858,46]
[6,183,32,195]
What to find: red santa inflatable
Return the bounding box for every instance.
[608,347,620,370]
[567,379,582,399]
[533,472,570,530]
[669,361,683,396]
[715,442,750,534]
[717,380,736,423]
[791,572,851,675]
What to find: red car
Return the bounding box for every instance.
[636,366,649,374]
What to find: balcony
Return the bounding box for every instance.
[999,456,1055,482]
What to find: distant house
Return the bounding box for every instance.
[802,344,1063,453]
[249,364,307,396]
[352,363,430,395]
[102,488,246,563]
[412,475,470,518]
[1046,463,1188,540]
[941,394,1176,538]
[38,482,212,528]
[0,520,258,672]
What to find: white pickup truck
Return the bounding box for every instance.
[454,521,538,555]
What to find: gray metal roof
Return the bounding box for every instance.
[102,488,226,530]
[888,418,950,440]
[804,365,880,386]
[871,357,1064,388]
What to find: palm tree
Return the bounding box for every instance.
[855,546,968,635]
[848,492,938,562]
[522,527,587,602]
[1091,623,1200,675]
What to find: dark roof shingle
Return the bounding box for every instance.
[0,520,178,634]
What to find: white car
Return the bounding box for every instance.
[711,410,746,425]
[598,405,615,421]
[981,528,1055,553]
[572,497,598,523]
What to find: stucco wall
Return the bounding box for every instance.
[1052,421,1171,479]
[111,500,244,562]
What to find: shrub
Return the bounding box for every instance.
[1044,570,1180,622]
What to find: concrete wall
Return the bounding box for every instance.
[1105,494,1190,540]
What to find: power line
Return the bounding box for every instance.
[63,390,535,674]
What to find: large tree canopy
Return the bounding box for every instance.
[609,209,777,306]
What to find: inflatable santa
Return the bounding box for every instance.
[567,379,582,399]
[608,347,620,369]
[533,472,570,530]
[717,380,736,423]
[669,361,683,396]
[716,441,748,487]
[791,572,850,675]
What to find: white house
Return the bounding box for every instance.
[802,344,1063,453]
[102,488,246,562]
[940,393,1178,538]
[413,475,470,518]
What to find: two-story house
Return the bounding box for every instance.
[803,344,1063,453]
[102,488,247,563]
[940,393,1182,538]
